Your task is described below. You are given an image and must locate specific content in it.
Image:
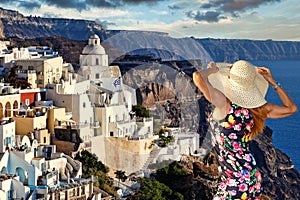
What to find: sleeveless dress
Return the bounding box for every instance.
[212,102,262,200]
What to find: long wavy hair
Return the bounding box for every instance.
[249,104,269,140]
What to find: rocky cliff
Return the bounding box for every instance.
[0,7,104,40]
[2,7,300,64]
[121,58,300,199]
[150,99,300,200]
[197,38,300,62]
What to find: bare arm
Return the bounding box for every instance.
[257,67,298,118]
[193,62,229,119]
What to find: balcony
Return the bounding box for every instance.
[90,121,100,128]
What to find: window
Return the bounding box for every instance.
[96,58,99,65]
[83,102,86,108]
[108,116,111,123]
[110,131,114,137]
[95,73,100,79]
[25,99,30,106]
[43,137,46,143]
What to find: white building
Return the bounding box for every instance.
[80,34,109,84]
[77,35,154,174]
[79,34,145,138]
[0,119,15,153]
[0,41,32,68]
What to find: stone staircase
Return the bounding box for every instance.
[141,146,161,170]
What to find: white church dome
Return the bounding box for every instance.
[82,34,106,55]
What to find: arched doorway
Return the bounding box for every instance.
[16,167,28,184]
[13,101,18,116]
[1,166,7,174]
[5,102,11,118]
[0,103,3,119]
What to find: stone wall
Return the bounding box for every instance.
[92,136,153,174]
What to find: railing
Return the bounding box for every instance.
[16,69,37,74]
[116,119,136,125]
[90,121,100,128]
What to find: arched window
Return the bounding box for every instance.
[13,101,18,116]
[0,103,3,119]
[96,58,99,65]
[5,102,11,118]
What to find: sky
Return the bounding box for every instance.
[0,0,300,41]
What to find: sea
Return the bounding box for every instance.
[251,60,300,171]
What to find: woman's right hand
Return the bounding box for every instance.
[207,62,219,74]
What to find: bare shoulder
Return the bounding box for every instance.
[212,98,230,120]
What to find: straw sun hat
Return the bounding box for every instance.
[207,60,269,108]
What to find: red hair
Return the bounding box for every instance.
[249,104,268,140]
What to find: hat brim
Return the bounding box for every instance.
[208,63,269,108]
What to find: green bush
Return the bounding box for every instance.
[131,178,184,200]
[132,104,150,118]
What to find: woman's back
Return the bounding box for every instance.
[212,102,262,200]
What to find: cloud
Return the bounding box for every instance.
[122,0,164,3]
[168,5,181,10]
[219,0,281,12]
[42,0,88,10]
[42,12,62,18]
[95,19,116,29]
[19,1,41,10]
[40,0,165,10]
[186,0,282,23]
[186,10,227,23]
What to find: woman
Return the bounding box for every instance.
[193,60,297,200]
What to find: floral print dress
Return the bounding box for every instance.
[212,102,262,200]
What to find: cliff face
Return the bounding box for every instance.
[158,126,300,200]
[0,7,104,40]
[10,36,87,64]
[2,7,300,64]
[153,99,300,200]
[197,38,300,62]
[250,127,300,199]
[121,59,201,132]
[121,60,300,199]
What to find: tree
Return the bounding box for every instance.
[114,170,127,187]
[155,161,190,199]
[5,66,31,89]
[132,104,150,118]
[130,178,184,200]
[75,150,109,176]
[75,150,117,197]
[157,128,175,147]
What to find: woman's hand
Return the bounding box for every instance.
[257,67,276,86]
[207,62,219,74]
[257,66,298,118]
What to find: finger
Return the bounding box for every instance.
[259,67,269,72]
